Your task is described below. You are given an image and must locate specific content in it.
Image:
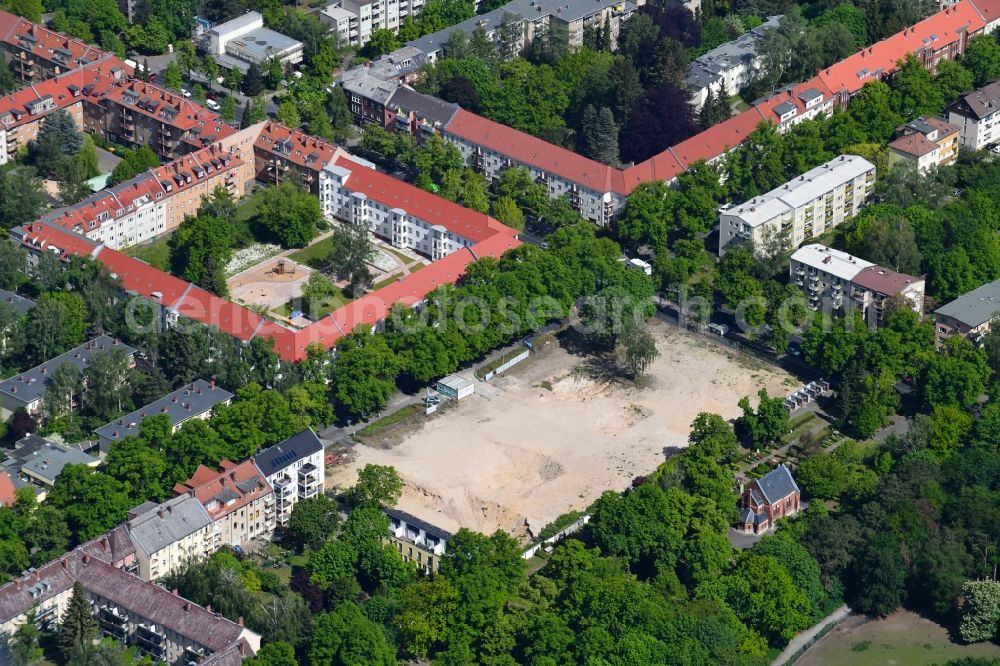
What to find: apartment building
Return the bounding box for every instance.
[407,0,641,63]
[443,109,626,225]
[889,116,961,171]
[718,155,876,256]
[0,336,136,420]
[384,508,452,574]
[363,46,427,84]
[341,68,399,126]
[757,82,836,134]
[125,495,213,581]
[0,11,121,84]
[253,429,325,526]
[153,141,255,230]
[174,460,274,548]
[789,244,924,322]
[201,12,304,71]
[87,80,235,161]
[96,379,234,452]
[320,155,516,259]
[388,86,459,137]
[934,278,1000,345]
[253,121,347,193]
[0,544,259,664]
[2,435,99,498]
[0,76,83,164]
[686,15,783,110]
[40,174,168,251]
[321,0,426,47]
[948,80,1000,150]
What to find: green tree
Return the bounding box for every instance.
[81,348,132,421]
[242,96,267,128]
[309,603,396,666]
[220,95,237,124]
[287,493,340,552]
[255,181,323,248]
[365,28,400,57]
[162,60,183,90]
[735,388,790,449]
[346,464,402,508]
[963,34,1000,86]
[325,222,374,295]
[329,326,401,417]
[0,167,46,230]
[244,641,297,666]
[490,196,525,231]
[57,582,97,662]
[847,533,907,617]
[47,465,131,541]
[960,580,1000,643]
[8,607,43,666]
[168,214,235,295]
[274,100,302,128]
[934,58,974,102]
[25,292,87,364]
[891,54,946,119]
[579,104,619,165]
[43,362,83,424]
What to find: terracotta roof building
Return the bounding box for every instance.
[888,115,960,171]
[174,459,274,548]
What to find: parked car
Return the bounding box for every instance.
[205,99,220,111]
[707,323,728,336]
[180,88,191,98]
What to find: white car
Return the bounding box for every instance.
[180,88,191,98]
[205,99,220,111]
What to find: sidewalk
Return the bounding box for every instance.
[771,604,851,666]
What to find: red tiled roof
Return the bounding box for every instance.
[669,107,769,167]
[253,121,342,172]
[152,143,242,196]
[889,132,939,156]
[104,80,223,133]
[16,221,100,260]
[335,155,514,243]
[444,109,623,194]
[175,459,271,520]
[818,0,983,97]
[0,10,110,67]
[173,287,265,342]
[971,0,1000,26]
[0,470,16,508]
[852,265,924,295]
[97,248,192,308]
[0,77,83,128]
[41,173,165,234]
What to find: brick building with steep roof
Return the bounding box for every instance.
[739,465,801,534]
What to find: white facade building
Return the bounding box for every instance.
[320,156,510,259]
[253,429,325,526]
[718,155,876,256]
[203,12,304,69]
[321,0,425,47]
[686,16,782,110]
[947,80,1000,151]
[125,495,213,582]
[789,244,925,321]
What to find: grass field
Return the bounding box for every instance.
[797,610,1000,666]
[289,236,334,268]
[354,404,422,440]
[234,194,260,223]
[125,235,171,270]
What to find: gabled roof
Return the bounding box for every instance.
[852,265,923,295]
[384,507,454,541]
[40,173,166,235]
[96,379,234,445]
[444,109,623,195]
[0,289,34,315]
[254,428,323,477]
[934,277,1000,327]
[152,143,241,197]
[126,494,212,556]
[175,459,271,519]
[889,132,940,156]
[333,155,513,244]
[253,121,343,173]
[754,465,800,505]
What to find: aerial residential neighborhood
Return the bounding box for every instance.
[0,0,999,661]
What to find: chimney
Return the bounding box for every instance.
[238,616,244,626]
[81,554,90,564]
[183,601,191,611]
[172,588,179,595]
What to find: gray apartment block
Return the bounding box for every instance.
[95,379,234,452]
[406,0,641,62]
[3,434,99,488]
[685,15,782,110]
[0,336,136,420]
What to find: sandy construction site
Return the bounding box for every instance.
[329,321,795,539]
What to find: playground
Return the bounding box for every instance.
[227,258,312,315]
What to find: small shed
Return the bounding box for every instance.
[436,375,474,401]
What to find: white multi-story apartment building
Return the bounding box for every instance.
[320,155,514,260]
[321,0,426,47]
[686,15,783,110]
[789,244,924,322]
[948,80,1000,150]
[718,155,876,256]
[253,429,325,526]
[125,495,213,582]
[384,508,452,574]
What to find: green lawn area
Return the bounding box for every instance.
[372,273,403,290]
[125,235,171,270]
[729,94,750,112]
[354,404,423,440]
[797,610,1000,666]
[383,245,415,265]
[289,236,335,268]
[234,193,261,223]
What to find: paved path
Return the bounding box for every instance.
[771,605,851,666]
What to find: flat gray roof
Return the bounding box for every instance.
[210,11,262,35]
[935,278,1000,328]
[685,16,782,91]
[0,336,136,406]
[95,379,234,445]
[226,27,303,60]
[126,494,212,556]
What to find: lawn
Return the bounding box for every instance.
[234,193,261,223]
[125,235,171,270]
[797,610,1000,666]
[276,286,353,319]
[289,236,335,268]
[372,273,403,290]
[354,404,423,440]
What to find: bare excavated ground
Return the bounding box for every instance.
[329,321,795,540]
